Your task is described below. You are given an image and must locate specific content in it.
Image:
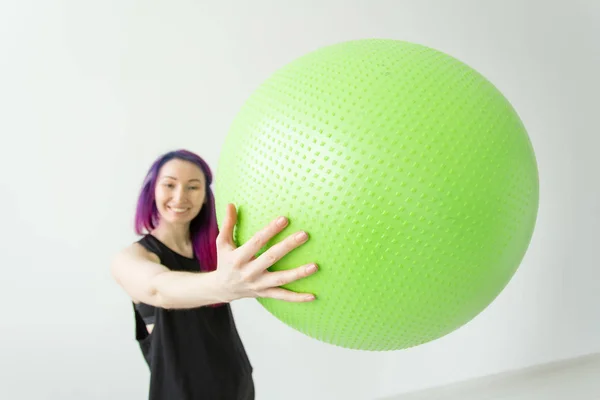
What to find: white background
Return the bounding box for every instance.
[1,1,598,399]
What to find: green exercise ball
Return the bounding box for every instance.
[215,38,539,351]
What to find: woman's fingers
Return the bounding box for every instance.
[247,230,310,275]
[234,215,291,263]
[257,287,316,302]
[258,263,318,290]
[215,207,318,303]
[216,203,237,250]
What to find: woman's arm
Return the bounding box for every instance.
[110,243,230,309]
[110,204,318,309]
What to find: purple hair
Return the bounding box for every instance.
[134,149,218,274]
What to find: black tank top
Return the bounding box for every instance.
[133,234,254,399]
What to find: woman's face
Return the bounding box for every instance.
[154,159,206,225]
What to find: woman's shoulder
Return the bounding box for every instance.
[119,235,161,264]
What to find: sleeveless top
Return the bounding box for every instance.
[133,234,254,400]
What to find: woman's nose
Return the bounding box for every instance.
[173,187,186,202]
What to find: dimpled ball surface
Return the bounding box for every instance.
[215,39,539,351]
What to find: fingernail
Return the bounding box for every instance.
[295,231,308,241]
[305,295,315,301]
[277,216,288,227]
[306,263,317,273]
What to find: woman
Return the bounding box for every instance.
[110,149,318,399]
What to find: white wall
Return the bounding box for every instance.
[1,1,598,399]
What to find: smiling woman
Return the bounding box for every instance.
[110,149,319,400]
[137,157,208,334]
[154,159,207,231]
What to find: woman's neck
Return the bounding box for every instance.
[151,222,192,251]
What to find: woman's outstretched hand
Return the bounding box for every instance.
[215,203,317,303]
